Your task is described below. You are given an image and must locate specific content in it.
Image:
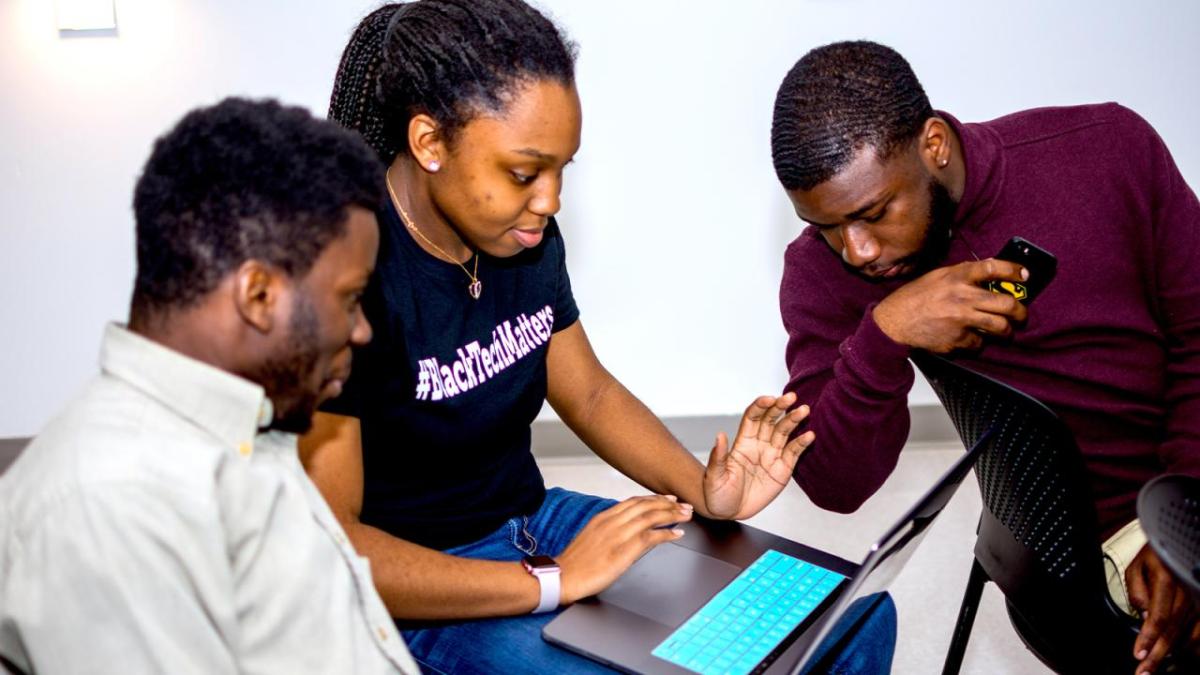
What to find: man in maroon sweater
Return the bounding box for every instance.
[770,41,1199,673]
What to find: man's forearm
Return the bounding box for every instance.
[787,309,915,513]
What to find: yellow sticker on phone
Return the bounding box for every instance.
[989,280,1027,301]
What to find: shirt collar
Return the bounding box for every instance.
[940,110,1006,236]
[99,323,275,454]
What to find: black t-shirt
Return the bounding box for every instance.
[323,202,579,550]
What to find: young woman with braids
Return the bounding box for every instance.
[300,2,897,671]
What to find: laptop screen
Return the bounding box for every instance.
[792,430,989,673]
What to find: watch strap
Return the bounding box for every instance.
[523,556,561,614]
[531,566,560,614]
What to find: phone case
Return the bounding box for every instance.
[987,236,1057,304]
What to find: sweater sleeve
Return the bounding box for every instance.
[780,239,916,513]
[1137,109,1200,478]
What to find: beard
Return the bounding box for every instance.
[903,176,959,276]
[251,292,323,434]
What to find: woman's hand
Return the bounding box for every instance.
[557,495,693,604]
[702,393,815,520]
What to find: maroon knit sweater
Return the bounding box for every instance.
[780,103,1200,538]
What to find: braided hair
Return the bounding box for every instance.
[770,41,934,191]
[328,0,576,162]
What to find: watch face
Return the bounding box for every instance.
[524,555,558,570]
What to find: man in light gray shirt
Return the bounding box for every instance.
[0,98,419,674]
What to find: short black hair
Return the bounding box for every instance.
[328,0,576,161]
[130,97,384,322]
[771,41,934,191]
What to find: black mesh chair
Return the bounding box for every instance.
[1138,474,1200,604]
[910,352,1139,675]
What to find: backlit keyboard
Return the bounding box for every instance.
[651,550,844,675]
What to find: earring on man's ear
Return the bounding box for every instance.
[428,161,440,173]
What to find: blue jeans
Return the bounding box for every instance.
[401,488,897,674]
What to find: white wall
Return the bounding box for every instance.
[2,0,1198,436]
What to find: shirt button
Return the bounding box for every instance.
[237,442,252,457]
[257,399,275,428]
[377,626,389,641]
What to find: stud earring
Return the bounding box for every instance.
[939,159,948,168]
[428,161,440,173]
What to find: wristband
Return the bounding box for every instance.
[522,555,561,614]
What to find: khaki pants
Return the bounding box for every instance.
[1103,518,1147,617]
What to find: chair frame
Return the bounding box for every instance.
[1138,474,1200,604]
[910,352,1140,675]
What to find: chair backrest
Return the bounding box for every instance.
[1138,474,1200,603]
[911,352,1138,671]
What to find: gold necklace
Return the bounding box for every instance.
[385,171,482,300]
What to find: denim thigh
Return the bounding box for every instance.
[400,488,896,675]
[400,489,619,674]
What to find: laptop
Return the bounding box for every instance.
[543,427,991,675]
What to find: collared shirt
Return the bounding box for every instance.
[0,324,419,674]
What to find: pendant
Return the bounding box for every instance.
[469,279,482,300]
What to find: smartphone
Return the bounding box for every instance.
[986,236,1057,304]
